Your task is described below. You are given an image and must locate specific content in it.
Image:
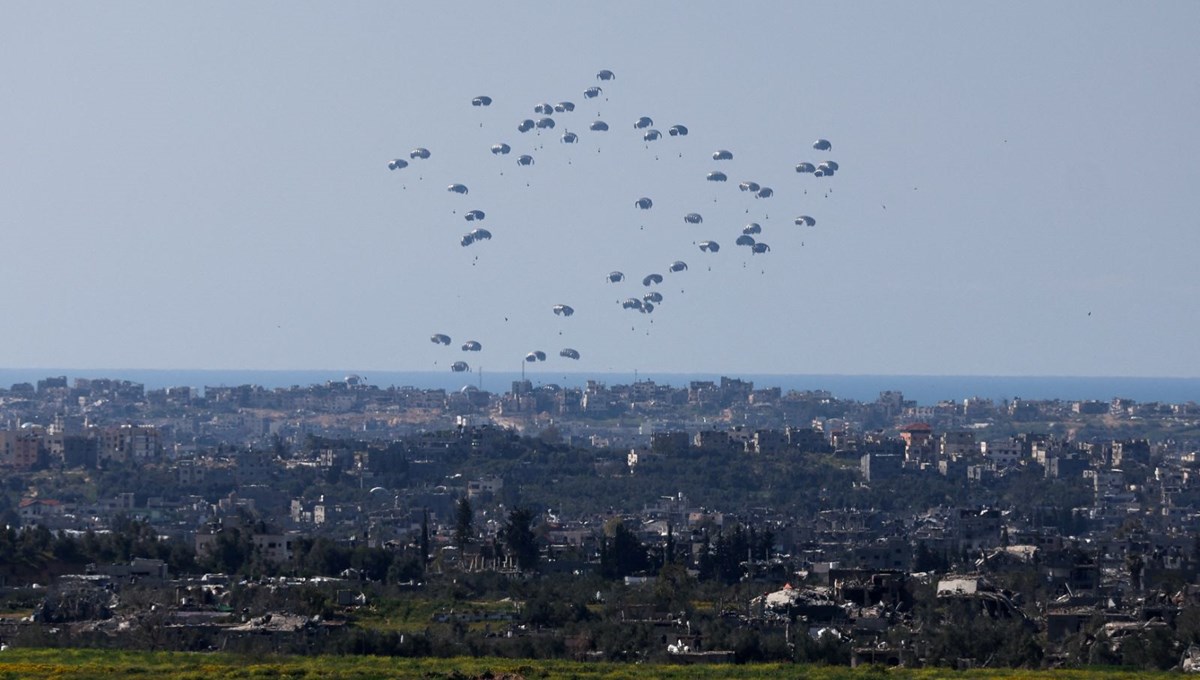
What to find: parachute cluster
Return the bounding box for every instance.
[391,69,841,373]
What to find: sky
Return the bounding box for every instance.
[3,2,1199,378]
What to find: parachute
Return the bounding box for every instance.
[739,181,761,192]
[795,162,816,173]
[451,361,470,372]
[755,187,774,198]
[517,119,535,133]
[553,304,575,317]
[560,348,581,359]
[795,215,816,227]
[607,271,625,283]
[622,298,644,310]
[431,333,451,345]
[589,120,609,132]
[706,171,728,182]
[634,116,654,129]
[684,213,703,224]
[409,147,431,160]
[470,228,492,240]
[447,183,469,194]
[584,86,603,99]
[461,340,482,352]
[667,124,688,136]
[472,95,493,107]
[642,302,655,314]
[596,69,615,81]
[643,129,662,142]
[813,139,832,151]
[635,197,653,210]
[699,240,720,252]
[751,242,771,254]
[669,260,688,272]
[534,102,554,115]
[517,154,535,166]
[465,209,486,221]
[742,222,762,234]
[712,149,733,161]
[387,159,408,170]
[736,234,756,246]
[561,131,579,144]
[820,160,839,171]
[491,143,511,155]
[644,291,663,304]
[461,233,476,247]
[642,273,664,286]
[555,101,575,112]
[525,350,547,362]
[535,117,555,129]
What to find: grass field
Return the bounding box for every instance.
[0,648,1180,680]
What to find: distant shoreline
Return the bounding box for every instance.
[2,368,1197,406]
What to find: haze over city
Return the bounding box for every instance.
[4,2,1198,377]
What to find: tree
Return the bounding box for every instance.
[600,521,649,580]
[454,497,473,549]
[502,506,539,573]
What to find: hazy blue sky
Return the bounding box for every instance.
[3,2,1198,377]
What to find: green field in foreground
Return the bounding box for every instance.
[0,648,1178,680]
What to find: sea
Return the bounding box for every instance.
[2,369,1199,406]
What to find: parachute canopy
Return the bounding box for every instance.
[644,291,663,304]
[451,361,470,372]
[491,143,511,155]
[553,304,575,317]
[560,348,581,360]
[642,273,664,286]
[465,209,485,221]
[534,102,554,115]
[517,154,535,166]
[555,101,575,112]
[795,162,816,173]
[712,150,733,161]
[812,139,832,151]
[751,242,771,254]
[461,340,482,352]
[736,234,756,246]
[684,213,703,224]
[743,222,762,234]
[409,147,431,160]
[635,197,653,210]
[431,333,451,345]
[634,116,653,129]
[589,120,609,132]
[699,240,720,252]
[561,131,579,144]
[596,69,615,81]
[388,159,408,170]
[669,260,688,272]
[795,215,816,227]
[447,183,469,194]
[739,181,760,192]
[535,117,555,129]
[517,119,535,133]
[607,271,625,283]
[584,86,603,99]
[756,187,774,198]
[472,95,493,107]
[667,124,688,136]
[469,228,492,240]
[643,129,662,142]
[706,171,728,182]
[525,350,547,362]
